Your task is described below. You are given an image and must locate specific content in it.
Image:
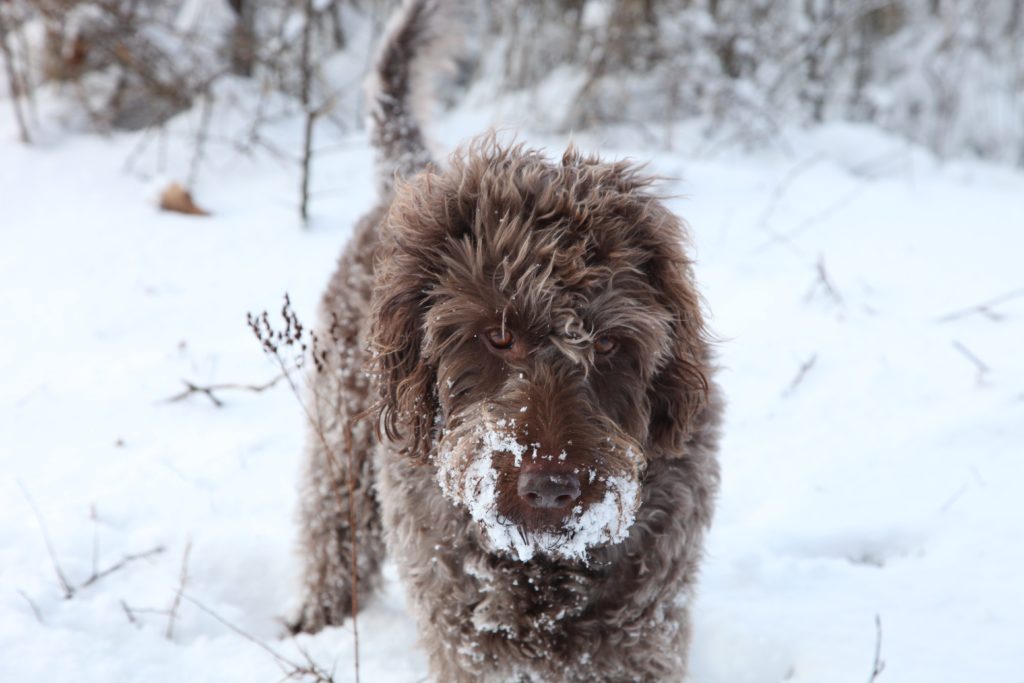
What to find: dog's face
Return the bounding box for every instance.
[371,142,709,562]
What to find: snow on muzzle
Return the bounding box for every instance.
[434,418,643,562]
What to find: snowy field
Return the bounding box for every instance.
[2,81,1023,683]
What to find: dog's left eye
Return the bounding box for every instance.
[594,335,617,355]
[485,327,515,350]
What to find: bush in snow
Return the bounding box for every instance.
[2,0,1021,166]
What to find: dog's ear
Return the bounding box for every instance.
[562,151,712,456]
[643,214,712,456]
[368,209,441,460]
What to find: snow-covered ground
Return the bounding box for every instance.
[2,81,1023,682]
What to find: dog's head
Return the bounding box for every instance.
[370,140,710,562]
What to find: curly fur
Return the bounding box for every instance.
[291,1,722,680]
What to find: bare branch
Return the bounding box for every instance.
[300,108,319,225]
[343,417,361,683]
[183,594,335,681]
[298,0,317,225]
[935,287,1024,323]
[325,1,347,49]
[90,504,100,579]
[184,593,296,668]
[9,2,37,126]
[805,255,845,309]
[952,340,990,385]
[164,372,289,408]
[20,483,166,600]
[228,0,256,77]
[18,481,74,599]
[80,545,165,590]
[783,354,818,397]
[868,614,886,682]
[292,644,340,683]
[166,541,193,640]
[0,4,31,143]
[121,600,142,629]
[16,589,44,624]
[186,92,215,191]
[938,483,969,514]
[249,296,362,680]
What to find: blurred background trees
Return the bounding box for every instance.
[481,0,1023,164]
[2,0,1021,165]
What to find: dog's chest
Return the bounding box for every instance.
[376,447,611,641]
[463,554,595,640]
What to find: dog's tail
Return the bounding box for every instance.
[367,0,445,198]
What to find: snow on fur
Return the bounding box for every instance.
[434,422,639,562]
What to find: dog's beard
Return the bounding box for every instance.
[434,417,641,563]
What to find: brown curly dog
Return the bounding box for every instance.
[290,2,722,681]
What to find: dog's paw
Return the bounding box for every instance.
[286,595,350,635]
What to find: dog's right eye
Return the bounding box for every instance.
[485,327,515,350]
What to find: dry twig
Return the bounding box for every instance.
[299,106,325,224]
[0,5,30,143]
[186,92,215,191]
[165,540,192,640]
[18,481,74,599]
[805,254,845,309]
[298,0,320,225]
[249,295,362,682]
[79,545,165,590]
[17,589,44,624]
[90,504,100,578]
[165,372,289,408]
[21,484,165,603]
[868,614,886,682]
[184,594,336,682]
[951,340,990,385]
[935,287,1024,323]
[121,600,142,629]
[783,353,818,397]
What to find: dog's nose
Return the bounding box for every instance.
[517,471,581,509]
